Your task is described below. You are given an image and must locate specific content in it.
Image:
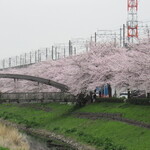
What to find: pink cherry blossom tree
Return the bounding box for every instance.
[0,40,149,95]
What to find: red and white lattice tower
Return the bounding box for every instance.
[127,0,138,43]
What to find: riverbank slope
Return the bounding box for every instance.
[0,102,150,150]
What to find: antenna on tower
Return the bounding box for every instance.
[127,0,138,43]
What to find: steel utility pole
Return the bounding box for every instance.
[123,24,126,47]
[127,0,138,43]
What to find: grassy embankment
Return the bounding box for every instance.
[0,147,9,150]
[0,102,150,150]
[0,123,29,150]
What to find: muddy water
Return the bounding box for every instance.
[27,135,50,150]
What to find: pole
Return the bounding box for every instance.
[58,52,60,59]
[25,53,27,64]
[123,24,126,47]
[20,55,22,66]
[52,46,54,60]
[146,25,150,42]
[30,51,32,64]
[114,33,117,47]
[120,28,122,47]
[38,50,40,62]
[64,48,66,58]
[9,58,11,68]
[69,40,72,56]
[95,32,97,45]
[16,56,18,66]
[55,47,57,60]
[3,59,5,69]
[86,40,89,52]
[46,48,48,60]
[74,47,76,55]
[35,51,37,63]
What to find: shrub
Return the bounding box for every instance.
[76,93,89,106]
[96,97,125,103]
[127,98,150,105]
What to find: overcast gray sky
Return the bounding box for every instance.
[0,0,150,59]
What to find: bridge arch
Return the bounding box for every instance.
[0,74,69,92]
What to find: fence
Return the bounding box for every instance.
[0,92,76,103]
[0,39,90,70]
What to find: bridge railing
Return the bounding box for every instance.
[0,92,76,103]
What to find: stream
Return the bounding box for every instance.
[26,133,75,150]
[0,122,75,150]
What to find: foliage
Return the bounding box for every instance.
[0,42,149,95]
[76,92,90,106]
[94,97,150,105]
[96,97,125,103]
[127,98,150,105]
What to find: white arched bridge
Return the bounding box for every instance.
[0,73,69,92]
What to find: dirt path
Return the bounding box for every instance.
[74,112,150,129]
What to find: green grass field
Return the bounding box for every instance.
[0,102,150,150]
[78,102,150,124]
